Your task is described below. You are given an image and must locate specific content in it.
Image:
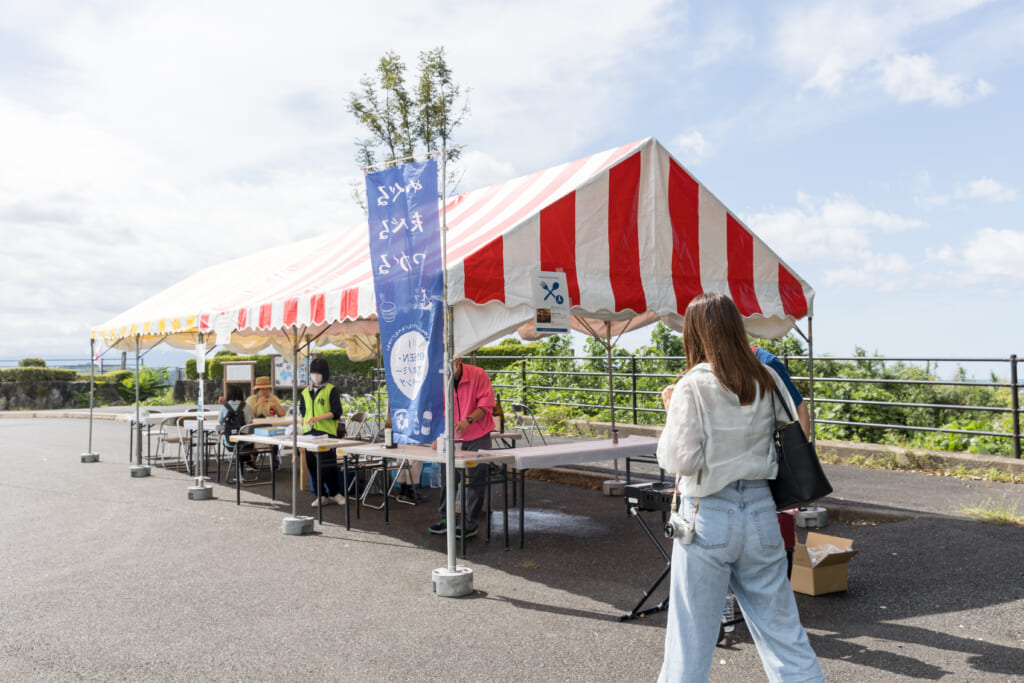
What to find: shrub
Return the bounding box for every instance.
[184,349,377,381]
[0,367,77,382]
[118,366,169,403]
[18,358,46,367]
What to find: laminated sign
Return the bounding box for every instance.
[532,271,570,333]
[366,159,444,445]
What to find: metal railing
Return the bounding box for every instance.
[473,353,1023,459]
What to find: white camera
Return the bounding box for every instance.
[664,512,695,544]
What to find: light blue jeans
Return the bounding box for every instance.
[658,479,824,683]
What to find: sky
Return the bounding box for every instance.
[1,0,1021,377]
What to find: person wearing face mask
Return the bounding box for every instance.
[299,356,348,507]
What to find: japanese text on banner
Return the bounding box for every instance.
[366,159,444,445]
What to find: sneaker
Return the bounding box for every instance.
[332,493,346,506]
[311,496,332,508]
[455,526,478,539]
[427,519,447,535]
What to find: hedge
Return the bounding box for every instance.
[18,358,46,367]
[0,367,77,382]
[184,348,377,381]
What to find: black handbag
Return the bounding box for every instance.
[769,387,833,511]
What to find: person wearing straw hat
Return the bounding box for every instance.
[247,375,286,469]
[247,376,286,419]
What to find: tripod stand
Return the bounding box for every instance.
[619,489,745,644]
[620,501,672,621]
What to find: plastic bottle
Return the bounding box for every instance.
[494,394,505,434]
[722,593,736,633]
[384,409,396,449]
[429,462,442,489]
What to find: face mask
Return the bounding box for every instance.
[310,372,323,386]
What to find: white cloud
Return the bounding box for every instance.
[962,228,1024,278]
[876,54,976,106]
[915,175,1017,207]
[685,16,751,70]
[957,178,1017,202]
[458,150,518,194]
[746,192,923,266]
[671,131,713,166]
[0,0,684,358]
[823,253,911,291]
[772,0,995,102]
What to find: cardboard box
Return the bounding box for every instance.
[254,427,286,437]
[791,532,859,596]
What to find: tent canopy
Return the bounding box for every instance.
[92,137,812,357]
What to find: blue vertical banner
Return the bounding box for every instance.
[366,159,444,445]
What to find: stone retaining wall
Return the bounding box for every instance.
[0,381,122,411]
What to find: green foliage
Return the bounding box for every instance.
[118,366,169,403]
[0,367,77,382]
[97,370,133,385]
[185,349,375,381]
[637,322,684,360]
[347,46,469,207]
[318,349,377,378]
[18,357,46,367]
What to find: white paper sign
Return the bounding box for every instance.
[213,315,235,348]
[532,271,571,333]
[195,343,206,375]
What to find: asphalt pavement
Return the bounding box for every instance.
[0,413,1021,682]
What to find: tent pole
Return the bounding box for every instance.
[130,335,150,477]
[808,315,815,445]
[433,145,473,597]
[188,333,213,500]
[282,326,313,535]
[606,322,620,481]
[80,337,100,463]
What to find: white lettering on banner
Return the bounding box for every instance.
[390,328,431,399]
[378,215,425,239]
[374,179,425,207]
[377,252,427,275]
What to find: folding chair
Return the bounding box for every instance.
[225,423,270,485]
[154,415,189,470]
[344,411,369,441]
[510,402,547,445]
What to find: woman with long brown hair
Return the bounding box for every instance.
[656,292,823,682]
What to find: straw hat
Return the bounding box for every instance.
[253,376,273,391]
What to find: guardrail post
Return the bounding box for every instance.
[520,355,527,403]
[1011,355,1020,459]
[631,355,638,425]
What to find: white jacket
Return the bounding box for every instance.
[656,363,798,497]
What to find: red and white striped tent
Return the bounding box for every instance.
[92,137,812,356]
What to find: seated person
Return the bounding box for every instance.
[220,385,256,483]
[247,375,286,418]
[247,375,285,469]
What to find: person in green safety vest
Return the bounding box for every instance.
[299,356,347,507]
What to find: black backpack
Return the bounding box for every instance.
[223,403,247,445]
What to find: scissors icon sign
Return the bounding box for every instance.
[541,280,564,304]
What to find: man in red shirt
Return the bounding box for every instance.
[429,357,496,538]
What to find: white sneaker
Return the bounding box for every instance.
[311,496,332,507]
[333,493,346,506]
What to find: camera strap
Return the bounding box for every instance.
[671,469,701,516]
